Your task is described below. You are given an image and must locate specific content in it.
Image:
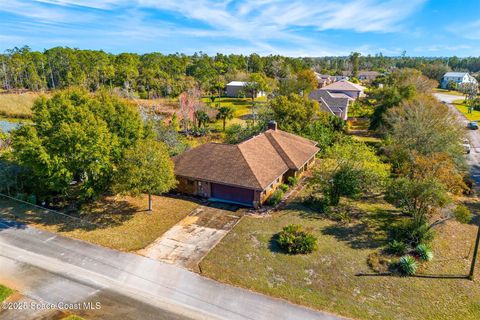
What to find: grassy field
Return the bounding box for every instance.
[452,99,480,121]
[0,284,13,302]
[0,194,199,251]
[200,194,480,320]
[0,92,43,119]
[433,88,465,96]
[62,316,85,320]
[201,97,267,130]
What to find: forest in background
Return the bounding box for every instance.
[2,46,480,98]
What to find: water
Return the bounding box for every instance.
[0,120,21,133]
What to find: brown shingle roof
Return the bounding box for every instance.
[174,129,319,190]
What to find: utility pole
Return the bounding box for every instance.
[469,224,480,280]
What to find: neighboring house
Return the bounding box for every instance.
[357,71,381,82]
[320,80,366,99]
[314,72,334,88]
[225,81,266,98]
[441,72,478,89]
[308,80,366,120]
[174,121,319,208]
[341,70,381,82]
[308,90,350,120]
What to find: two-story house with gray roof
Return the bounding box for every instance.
[441,72,478,89]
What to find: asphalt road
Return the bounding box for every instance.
[0,219,343,320]
[433,93,480,186]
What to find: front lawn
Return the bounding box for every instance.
[452,99,480,121]
[0,194,199,251]
[200,196,480,320]
[0,284,13,302]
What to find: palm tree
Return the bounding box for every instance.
[216,106,234,131]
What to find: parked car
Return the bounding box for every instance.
[462,139,471,154]
[467,121,479,130]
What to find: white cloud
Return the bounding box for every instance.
[0,0,427,55]
[447,19,480,41]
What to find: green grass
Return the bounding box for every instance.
[62,316,85,320]
[200,195,480,320]
[0,194,199,252]
[452,99,480,121]
[0,92,43,119]
[201,97,267,130]
[0,284,13,302]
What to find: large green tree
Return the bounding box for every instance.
[270,94,317,133]
[12,89,145,199]
[113,140,176,211]
[313,141,390,206]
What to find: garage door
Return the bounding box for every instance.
[211,183,254,205]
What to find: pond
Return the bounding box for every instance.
[0,120,21,133]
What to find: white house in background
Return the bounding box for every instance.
[225,81,266,98]
[441,72,478,89]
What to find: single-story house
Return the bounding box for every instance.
[441,72,478,89]
[225,81,266,98]
[173,121,319,207]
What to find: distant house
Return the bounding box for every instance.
[314,72,334,88]
[226,81,266,98]
[308,80,366,120]
[441,72,478,89]
[357,71,381,82]
[174,121,319,208]
[341,70,381,82]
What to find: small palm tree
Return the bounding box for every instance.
[195,110,210,128]
[216,106,234,131]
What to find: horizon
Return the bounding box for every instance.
[1,0,479,57]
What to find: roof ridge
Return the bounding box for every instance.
[264,131,296,169]
[236,144,265,190]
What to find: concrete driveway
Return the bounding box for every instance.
[139,203,243,270]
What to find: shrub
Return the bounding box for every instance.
[398,255,418,275]
[392,221,434,246]
[266,189,284,206]
[287,176,299,186]
[416,244,433,261]
[367,252,391,273]
[386,240,407,256]
[453,204,473,224]
[277,224,318,254]
[279,184,289,192]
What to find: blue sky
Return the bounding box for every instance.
[0,0,479,57]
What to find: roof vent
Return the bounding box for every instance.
[268,120,278,131]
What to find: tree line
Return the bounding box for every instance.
[2,46,480,98]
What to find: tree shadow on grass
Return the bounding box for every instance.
[0,196,138,232]
[321,209,399,250]
[268,233,285,254]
